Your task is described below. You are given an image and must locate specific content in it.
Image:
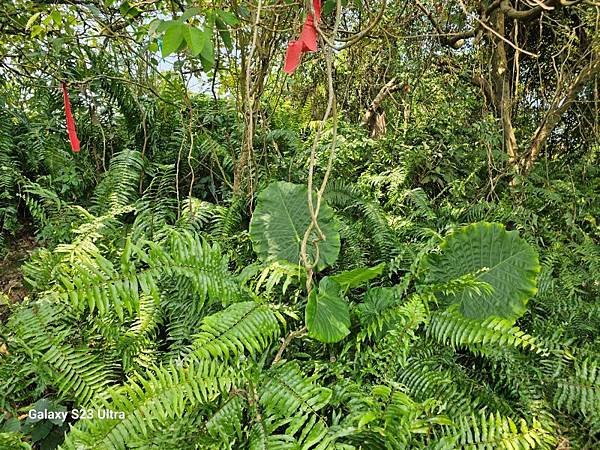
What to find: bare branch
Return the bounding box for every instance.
[524,56,600,171]
[414,0,476,49]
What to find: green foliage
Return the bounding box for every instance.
[93,149,144,213]
[427,305,542,353]
[0,2,598,447]
[0,106,18,244]
[255,361,335,449]
[447,412,554,449]
[424,222,540,320]
[61,359,236,449]
[189,301,281,360]
[250,181,341,271]
[341,385,452,449]
[554,358,600,432]
[329,263,385,293]
[305,277,350,343]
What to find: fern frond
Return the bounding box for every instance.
[342,384,451,449]
[93,149,143,213]
[120,293,162,373]
[205,395,246,442]
[554,358,600,429]
[159,229,242,305]
[357,290,427,343]
[253,260,306,295]
[427,306,542,353]
[188,301,281,361]
[397,350,513,417]
[132,163,178,240]
[445,412,554,449]
[256,362,335,449]
[9,302,116,405]
[61,360,235,450]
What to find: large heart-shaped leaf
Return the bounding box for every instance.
[424,222,540,320]
[250,181,340,271]
[305,277,350,343]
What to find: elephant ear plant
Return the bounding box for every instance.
[249,182,541,349]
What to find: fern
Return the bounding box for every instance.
[60,360,236,450]
[341,384,451,449]
[427,306,542,353]
[356,289,427,344]
[554,358,600,431]
[442,412,554,449]
[93,149,144,213]
[132,163,178,240]
[8,301,116,405]
[188,301,281,361]
[254,361,336,449]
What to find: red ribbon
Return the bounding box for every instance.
[284,0,321,74]
[61,82,80,153]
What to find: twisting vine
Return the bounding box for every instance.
[300,0,342,292]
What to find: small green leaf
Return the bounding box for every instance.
[322,0,336,15]
[218,10,239,25]
[184,25,205,56]
[358,411,378,428]
[199,28,214,70]
[162,23,185,57]
[215,18,233,50]
[87,4,102,17]
[30,25,44,38]
[50,10,62,26]
[26,399,51,424]
[25,12,41,30]
[30,421,52,442]
[306,277,350,343]
[119,2,141,18]
[180,7,202,22]
[156,19,174,33]
[147,18,162,36]
[330,263,385,292]
[1,417,21,433]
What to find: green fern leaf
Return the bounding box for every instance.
[61,360,235,449]
[428,305,543,353]
[189,301,281,360]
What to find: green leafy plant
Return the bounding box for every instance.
[249,181,341,271]
[424,222,540,320]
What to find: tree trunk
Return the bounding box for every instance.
[490,9,520,170]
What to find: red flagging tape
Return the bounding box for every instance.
[284,0,321,74]
[61,82,80,153]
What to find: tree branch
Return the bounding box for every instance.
[499,0,585,21]
[272,326,307,366]
[361,77,400,126]
[414,0,476,49]
[524,56,600,171]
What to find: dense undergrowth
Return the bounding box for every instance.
[1,1,599,448]
[1,82,598,449]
